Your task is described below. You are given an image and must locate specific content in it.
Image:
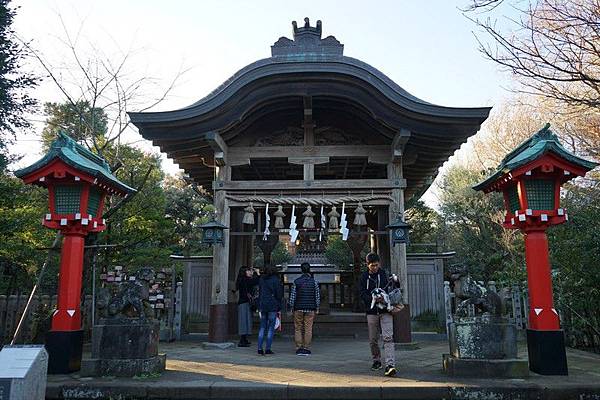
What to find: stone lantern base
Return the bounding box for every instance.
[443,317,528,378]
[81,318,165,377]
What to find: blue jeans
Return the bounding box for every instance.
[257,311,277,351]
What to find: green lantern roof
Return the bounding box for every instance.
[473,124,598,191]
[199,219,229,230]
[14,132,136,194]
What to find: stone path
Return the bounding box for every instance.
[47,338,600,399]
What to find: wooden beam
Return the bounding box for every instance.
[204,131,228,167]
[402,151,418,166]
[228,145,391,165]
[303,96,315,180]
[165,144,211,158]
[288,156,329,165]
[342,157,350,179]
[155,137,204,152]
[359,159,368,178]
[303,96,313,127]
[392,128,411,163]
[213,178,406,191]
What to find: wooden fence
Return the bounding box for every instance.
[0,294,94,346]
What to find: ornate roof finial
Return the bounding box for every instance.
[292,17,322,38]
[272,18,342,57]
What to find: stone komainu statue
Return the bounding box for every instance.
[449,264,503,318]
[96,267,155,319]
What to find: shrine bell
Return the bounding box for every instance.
[14,132,135,373]
[474,124,598,375]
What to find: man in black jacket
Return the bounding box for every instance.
[288,262,320,355]
[359,252,399,377]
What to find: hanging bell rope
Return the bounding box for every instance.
[225,194,394,206]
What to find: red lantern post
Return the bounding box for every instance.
[474,124,598,375]
[15,132,135,373]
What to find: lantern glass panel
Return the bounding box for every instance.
[54,185,82,214]
[506,185,520,212]
[525,179,555,210]
[87,188,102,216]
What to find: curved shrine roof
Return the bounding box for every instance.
[129,18,491,200]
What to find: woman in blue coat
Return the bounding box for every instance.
[257,264,283,355]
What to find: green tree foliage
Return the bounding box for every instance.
[436,97,599,350]
[39,104,187,275]
[0,173,55,295]
[164,175,213,256]
[405,200,442,252]
[324,235,353,269]
[41,101,107,151]
[253,241,292,267]
[97,145,175,269]
[0,0,38,168]
[549,181,600,351]
[437,164,525,283]
[272,241,292,265]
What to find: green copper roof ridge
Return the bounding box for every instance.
[15,132,136,194]
[473,124,598,191]
[498,123,552,167]
[55,131,111,171]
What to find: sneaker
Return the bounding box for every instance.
[257,349,264,355]
[371,361,382,370]
[238,342,250,347]
[384,365,397,377]
[296,348,304,356]
[303,348,312,355]
[265,349,274,355]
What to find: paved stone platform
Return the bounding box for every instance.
[46,338,600,399]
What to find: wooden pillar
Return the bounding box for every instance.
[388,162,411,343]
[209,165,231,343]
[303,96,315,181]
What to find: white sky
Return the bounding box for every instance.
[10,0,518,207]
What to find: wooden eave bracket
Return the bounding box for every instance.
[204,131,228,166]
[392,128,411,163]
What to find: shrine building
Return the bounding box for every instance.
[129,19,491,342]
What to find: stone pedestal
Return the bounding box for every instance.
[443,354,529,378]
[0,345,48,400]
[81,318,165,377]
[443,318,528,378]
[449,318,517,359]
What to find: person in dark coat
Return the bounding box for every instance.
[257,264,283,355]
[359,252,400,377]
[234,266,259,347]
[288,262,320,355]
